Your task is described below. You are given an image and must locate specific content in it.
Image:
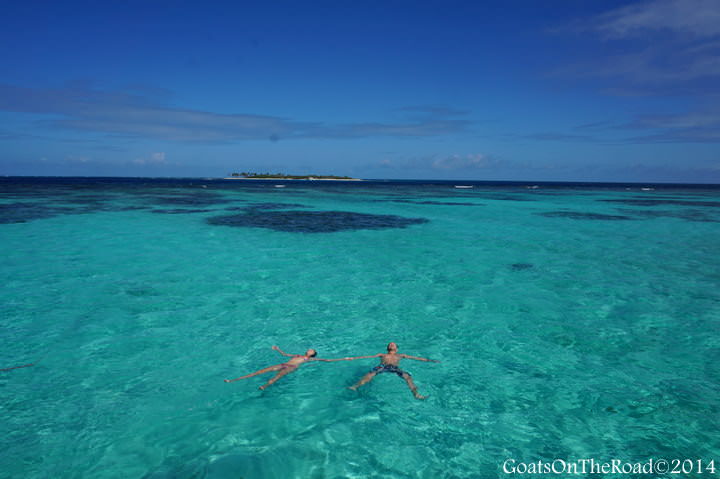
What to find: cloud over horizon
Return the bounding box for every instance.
[554,0,720,96]
[0,83,471,143]
[377,153,512,173]
[538,0,720,145]
[133,152,168,165]
[593,0,720,38]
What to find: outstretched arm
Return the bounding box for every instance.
[341,354,383,361]
[271,345,296,357]
[400,354,440,363]
[309,354,378,362]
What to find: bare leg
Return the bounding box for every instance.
[224,365,282,383]
[348,371,376,391]
[401,372,426,400]
[259,366,296,390]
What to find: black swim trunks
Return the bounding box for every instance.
[371,364,410,377]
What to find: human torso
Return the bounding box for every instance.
[379,353,401,366]
[285,355,309,366]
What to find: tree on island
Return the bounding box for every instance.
[228,171,354,179]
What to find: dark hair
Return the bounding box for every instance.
[309,351,317,357]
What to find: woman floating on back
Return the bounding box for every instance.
[224,346,348,390]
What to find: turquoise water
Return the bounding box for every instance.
[2,178,719,478]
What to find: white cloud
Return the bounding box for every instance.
[0,84,471,143]
[595,0,720,38]
[621,110,720,142]
[431,154,497,170]
[630,111,720,129]
[65,155,91,163]
[133,152,167,165]
[377,153,501,171]
[151,152,166,163]
[551,0,720,98]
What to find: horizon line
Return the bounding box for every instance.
[2,175,720,187]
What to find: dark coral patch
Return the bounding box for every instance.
[0,203,91,224]
[0,200,153,224]
[538,211,633,220]
[151,208,214,214]
[206,210,429,233]
[370,197,483,206]
[510,263,534,271]
[113,206,150,211]
[0,202,75,224]
[617,208,719,223]
[146,193,233,207]
[244,203,307,210]
[628,195,687,200]
[389,200,481,206]
[601,199,720,207]
[414,201,480,206]
[62,194,117,203]
[485,195,534,201]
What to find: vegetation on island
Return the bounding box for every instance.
[228,172,356,180]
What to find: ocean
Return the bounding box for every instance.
[1,177,719,478]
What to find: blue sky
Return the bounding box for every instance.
[1,0,719,181]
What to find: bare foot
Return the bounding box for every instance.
[224,379,230,383]
[259,385,267,390]
[348,386,358,391]
[414,393,427,400]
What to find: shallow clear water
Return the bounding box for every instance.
[2,178,719,478]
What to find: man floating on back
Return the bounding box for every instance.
[346,342,439,400]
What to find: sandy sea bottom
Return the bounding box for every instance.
[1,179,719,478]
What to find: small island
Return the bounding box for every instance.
[223,172,362,181]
